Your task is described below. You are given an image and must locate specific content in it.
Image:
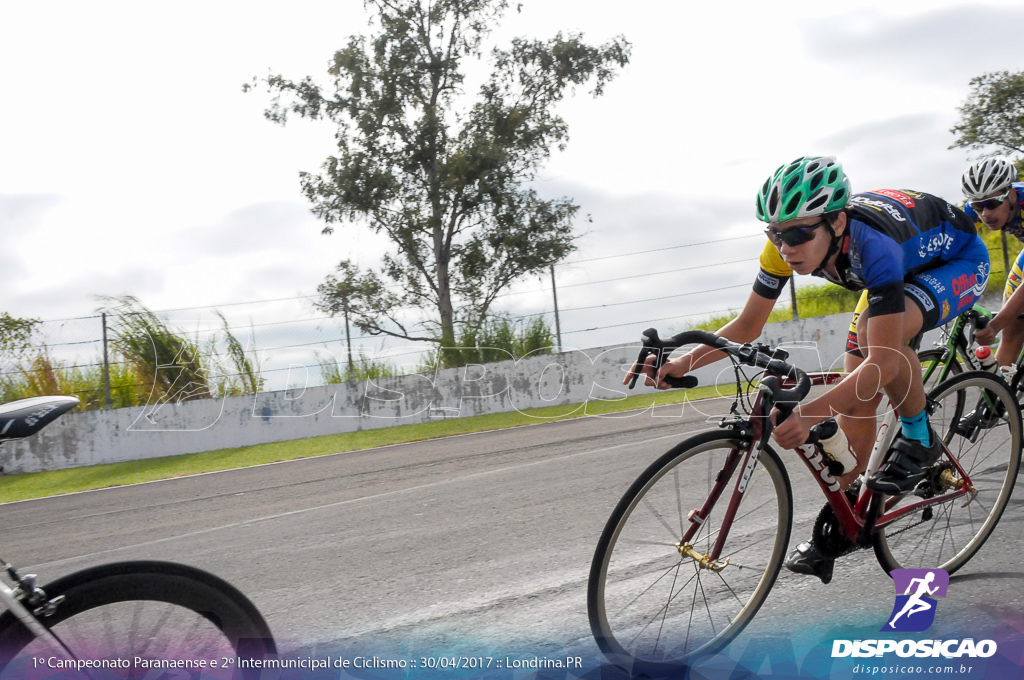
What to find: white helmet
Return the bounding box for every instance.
[961,156,1017,199]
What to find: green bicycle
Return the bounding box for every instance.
[918,303,1024,451]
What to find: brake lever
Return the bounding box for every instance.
[626,346,655,389]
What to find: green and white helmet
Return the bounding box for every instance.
[755,156,851,224]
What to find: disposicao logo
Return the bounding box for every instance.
[831,568,998,659]
[882,568,948,633]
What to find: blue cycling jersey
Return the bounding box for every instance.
[756,189,987,319]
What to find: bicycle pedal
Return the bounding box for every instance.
[953,423,980,443]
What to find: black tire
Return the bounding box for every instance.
[0,561,276,678]
[588,430,793,671]
[873,371,1022,574]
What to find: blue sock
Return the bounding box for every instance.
[900,410,931,446]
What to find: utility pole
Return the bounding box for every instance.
[342,295,354,383]
[101,313,112,409]
[550,264,562,349]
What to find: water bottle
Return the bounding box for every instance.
[811,418,857,475]
[975,345,998,373]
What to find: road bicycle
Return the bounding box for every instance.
[587,328,1022,672]
[0,396,276,679]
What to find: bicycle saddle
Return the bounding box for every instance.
[0,395,79,441]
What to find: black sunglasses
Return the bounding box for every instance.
[765,220,827,247]
[969,189,1011,213]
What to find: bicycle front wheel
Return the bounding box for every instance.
[588,430,793,670]
[874,371,1022,574]
[0,561,276,679]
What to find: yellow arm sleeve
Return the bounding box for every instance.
[752,241,793,300]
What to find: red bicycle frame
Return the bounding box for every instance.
[678,370,977,563]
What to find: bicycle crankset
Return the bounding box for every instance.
[811,499,859,559]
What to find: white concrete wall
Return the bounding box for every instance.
[3,312,927,474]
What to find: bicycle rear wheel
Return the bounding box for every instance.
[0,561,276,679]
[873,371,1022,574]
[588,430,792,671]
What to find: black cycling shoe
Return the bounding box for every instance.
[784,541,835,584]
[866,428,942,495]
[786,484,866,585]
[954,406,1001,437]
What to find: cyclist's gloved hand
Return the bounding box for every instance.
[624,354,694,390]
[652,357,694,390]
[770,406,814,450]
[973,321,998,347]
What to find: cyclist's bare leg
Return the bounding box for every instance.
[836,349,874,487]
[853,303,927,415]
[836,305,927,486]
[885,344,927,418]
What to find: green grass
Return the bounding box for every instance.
[0,384,728,504]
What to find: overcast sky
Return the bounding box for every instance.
[2,0,1022,386]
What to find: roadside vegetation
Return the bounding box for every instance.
[0,298,556,411]
[0,296,266,411]
[0,236,1007,410]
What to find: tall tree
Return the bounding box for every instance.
[949,70,1024,162]
[247,0,630,348]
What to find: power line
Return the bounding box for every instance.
[564,233,761,265]
[558,282,752,313]
[555,258,755,290]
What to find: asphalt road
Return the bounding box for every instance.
[3,395,1023,672]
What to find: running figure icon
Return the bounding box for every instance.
[889,573,939,627]
[883,568,949,632]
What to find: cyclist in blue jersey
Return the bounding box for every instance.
[630,156,990,583]
[961,157,1024,367]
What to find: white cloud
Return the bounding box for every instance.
[803,4,1024,86]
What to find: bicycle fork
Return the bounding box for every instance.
[675,436,758,573]
[0,562,78,663]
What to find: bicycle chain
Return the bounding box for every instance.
[882,515,931,538]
